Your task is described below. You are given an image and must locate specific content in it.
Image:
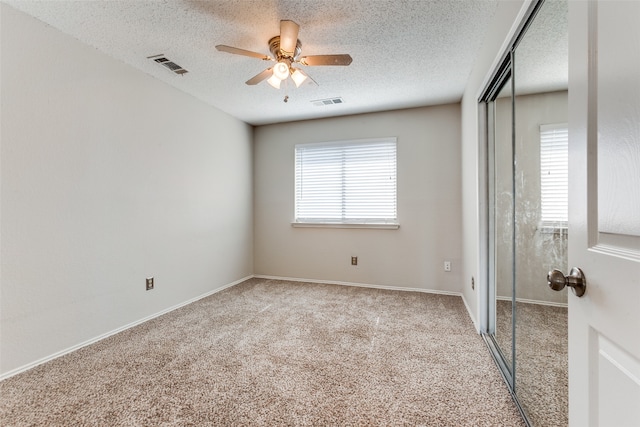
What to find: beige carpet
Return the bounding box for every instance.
[1,278,525,426]
[515,302,568,427]
[495,300,568,427]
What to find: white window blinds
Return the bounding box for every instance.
[294,138,397,225]
[540,123,568,226]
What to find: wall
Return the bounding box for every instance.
[253,105,462,293]
[495,91,569,304]
[460,0,527,328]
[0,5,253,376]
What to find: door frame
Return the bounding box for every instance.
[479,55,515,387]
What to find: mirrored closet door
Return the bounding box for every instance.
[481,1,568,426]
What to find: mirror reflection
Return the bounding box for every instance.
[513,0,568,425]
[485,0,569,425]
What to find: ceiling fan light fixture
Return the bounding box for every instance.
[218,20,352,90]
[291,68,308,87]
[273,61,290,80]
[267,74,282,89]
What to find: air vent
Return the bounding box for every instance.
[311,97,344,107]
[147,54,188,75]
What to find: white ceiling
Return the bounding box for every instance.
[4,0,564,126]
[516,0,568,95]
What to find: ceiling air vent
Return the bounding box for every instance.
[311,97,344,107]
[147,54,188,75]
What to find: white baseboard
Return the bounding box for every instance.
[496,295,568,308]
[255,275,483,332]
[460,294,479,332]
[0,275,253,382]
[2,274,470,381]
[253,274,463,297]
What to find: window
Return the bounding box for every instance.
[540,123,568,227]
[294,137,397,228]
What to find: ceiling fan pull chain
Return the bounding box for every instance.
[283,78,290,103]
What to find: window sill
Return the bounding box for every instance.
[537,225,568,235]
[291,222,400,230]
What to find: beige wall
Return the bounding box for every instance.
[495,91,569,304]
[0,0,536,376]
[253,105,462,292]
[1,5,253,376]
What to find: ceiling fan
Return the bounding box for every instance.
[216,20,352,89]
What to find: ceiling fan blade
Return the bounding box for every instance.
[216,45,272,61]
[245,68,273,85]
[304,73,319,87]
[299,54,353,66]
[280,20,300,55]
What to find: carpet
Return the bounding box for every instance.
[1,278,525,426]
[495,300,568,427]
[515,302,568,427]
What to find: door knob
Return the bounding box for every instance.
[547,267,586,297]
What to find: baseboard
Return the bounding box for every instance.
[2,274,469,381]
[496,295,568,308]
[0,275,253,382]
[253,274,463,297]
[460,294,479,332]
[255,275,482,331]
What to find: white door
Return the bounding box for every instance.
[568,1,640,426]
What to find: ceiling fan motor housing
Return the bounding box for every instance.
[269,36,302,61]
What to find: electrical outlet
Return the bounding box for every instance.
[444,261,451,272]
[351,256,358,266]
[146,277,154,291]
[471,276,475,290]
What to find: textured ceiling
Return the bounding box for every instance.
[516,0,568,95]
[4,0,566,126]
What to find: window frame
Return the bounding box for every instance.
[292,137,399,229]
